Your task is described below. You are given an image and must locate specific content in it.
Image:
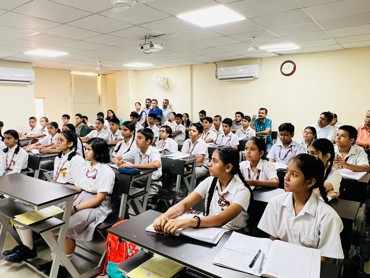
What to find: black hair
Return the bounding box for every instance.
[75,113,86,124]
[62,114,70,120]
[235,111,244,117]
[83,115,88,121]
[87,137,110,163]
[278,122,295,134]
[3,130,20,155]
[109,117,120,125]
[96,118,104,125]
[160,125,172,136]
[259,108,268,114]
[114,121,136,154]
[0,121,4,141]
[145,98,151,102]
[338,125,357,140]
[304,126,317,140]
[321,111,334,122]
[97,112,104,118]
[156,117,161,123]
[106,109,117,120]
[191,122,204,134]
[137,128,154,144]
[58,131,78,161]
[242,115,251,122]
[290,153,329,204]
[198,110,206,115]
[247,136,267,159]
[29,116,37,121]
[135,101,141,106]
[214,115,222,121]
[41,116,49,123]
[175,113,183,119]
[48,121,60,133]
[332,113,337,119]
[311,138,335,181]
[151,98,158,103]
[148,113,157,120]
[222,118,233,127]
[63,123,76,132]
[130,111,139,118]
[202,116,213,124]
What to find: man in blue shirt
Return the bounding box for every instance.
[149,99,163,119]
[251,107,273,152]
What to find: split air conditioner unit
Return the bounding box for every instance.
[0,67,35,85]
[216,64,261,81]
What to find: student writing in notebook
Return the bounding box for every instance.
[307,138,341,199]
[239,137,279,189]
[258,153,344,261]
[153,147,251,233]
[111,121,136,160]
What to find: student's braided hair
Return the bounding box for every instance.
[3,130,21,155]
[311,138,334,181]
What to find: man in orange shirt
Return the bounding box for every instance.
[357,110,370,149]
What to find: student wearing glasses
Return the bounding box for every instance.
[267,123,306,165]
[155,125,178,153]
[153,147,252,233]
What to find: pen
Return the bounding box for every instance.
[249,249,261,268]
[259,253,265,273]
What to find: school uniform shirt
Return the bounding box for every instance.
[164,120,177,129]
[104,119,110,130]
[240,159,278,190]
[232,121,243,131]
[86,129,109,141]
[201,129,217,143]
[155,138,178,153]
[112,137,136,157]
[123,145,162,181]
[148,124,160,140]
[0,141,5,150]
[38,133,59,145]
[172,124,186,142]
[298,139,313,152]
[195,176,250,230]
[40,127,48,136]
[135,122,144,133]
[267,140,306,165]
[181,138,209,167]
[314,124,336,143]
[334,144,369,167]
[215,132,239,148]
[236,127,256,140]
[76,137,84,158]
[357,125,370,149]
[108,130,123,142]
[258,192,344,259]
[211,125,224,136]
[24,126,42,135]
[0,146,28,176]
[53,151,86,184]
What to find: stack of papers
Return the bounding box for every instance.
[15,205,64,225]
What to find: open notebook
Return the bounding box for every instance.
[15,205,64,225]
[213,232,320,278]
[146,213,229,244]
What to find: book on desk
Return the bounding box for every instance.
[14,205,64,225]
[146,213,229,244]
[213,232,320,278]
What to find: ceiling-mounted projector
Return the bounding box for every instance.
[138,42,163,54]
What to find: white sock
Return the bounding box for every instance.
[14,225,33,250]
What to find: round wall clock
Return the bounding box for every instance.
[280,60,296,76]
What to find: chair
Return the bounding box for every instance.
[340,178,368,204]
[238,139,248,162]
[21,154,41,177]
[271,131,278,144]
[277,169,287,189]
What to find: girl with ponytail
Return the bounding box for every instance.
[258,153,344,261]
[153,147,251,233]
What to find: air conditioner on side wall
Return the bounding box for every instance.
[216,64,261,81]
[0,67,35,85]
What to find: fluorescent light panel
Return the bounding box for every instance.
[259,43,300,52]
[177,5,245,27]
[24,49,69,57]
[122,62,153,68]
[71,71,98,76]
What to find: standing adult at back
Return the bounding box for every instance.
[251,108,273,152]
[143,98,152,120]
[149,99,163,119]
[314,111,336,143]
[161,99,172,125]
[357,110,370,150]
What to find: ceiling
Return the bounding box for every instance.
[0,0,370,72]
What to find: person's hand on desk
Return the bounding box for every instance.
[333,156,346,169]
[153,215,170,233]
[162,218,196,236]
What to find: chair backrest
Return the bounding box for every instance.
[161,157,187,175]
[340,178,368,204]
[208,146,218,159]
[27,154,41,171]
[277,169,287,189]
[238,139,248,152]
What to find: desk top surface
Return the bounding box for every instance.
[0,174,79,206]
[108,210,339,278]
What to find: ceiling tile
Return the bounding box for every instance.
[45,25,100,40]
[270,22,322,36]
[0,0,31,10]
[252,9,313,29]
[145,0,217,15]
[303,44,343,52]
[336,33,370,43]
[283,30,330,43]
[14,0,91,23]
[0,25,35,39]
[85,34,134,46]
[299,38,337,47]
[209,19,262,36]
[27,33,75,45]
[69,14,131,33]
[62,40,107,50]
[328,24,370,37]
[230,30,281,42]
[297,0,340,7]
[0,11,59,32]
[141,17,198,34]
[169,29,221,42]
[111,26,157,39]
[50,0,113,13]
[319,12,370,30]
[340,41,370,48]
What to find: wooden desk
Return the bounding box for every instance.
[0,174,80,278]
[108,210,339,278]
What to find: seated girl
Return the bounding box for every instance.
[111,121,136,161]
[25,122,60,153]
[153,147,251,233]
[299,126,317,151]
[240,137,279,189]
[307,138,341,199]
[258,153,344,261]
[155,125,178,153]
[0,130,28,176]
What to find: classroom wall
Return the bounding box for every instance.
[0,61,35,132]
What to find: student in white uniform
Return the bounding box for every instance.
[39,117,49,136]
[155,125,178,153]
[236,116,256,141]
[20,116,43,139]
[130,111,144,133]
[153,147,251,232]
[181,123,209,179]
[308,138,341,199]
[147,113,160,146]
[111,121,136,160]
[211,115,224,136]
[215,118,239,150]
[107,117,123,146]
[172,113,186,144]
[201,117,217,143]
[258,154,344,261]
[240,137,279,189]
[97,111,110,130]
[0,130,28,176]
[62,124,85,158]
[313,111,337,143]
[299,126,317,152]
[164,112,177,129]
[25,122,60,152]
[0,120,4,141]
[82,118,109,142]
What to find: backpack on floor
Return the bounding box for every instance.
[101,219,141,278]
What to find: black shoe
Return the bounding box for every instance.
[4,245,37,263]
[38,261,52,272]
[39,261,68,278]
[2,244,24,256]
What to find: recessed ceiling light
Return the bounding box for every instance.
[122,62,153,68]
[71,71,98,76]
[24,49,69,57]
[259,43,300,52]
[177,5,245,27]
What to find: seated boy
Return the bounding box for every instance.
[81,118,109,142]
[211,115,223,136]
[116,128,162,199]
[236,115,256,140]
[130,111,144,132]
[201,117,217,143]
[172,113,186,144]
[267,123,306,165]
[215,118,239,150]
[147,113,160,145]
[20,116,43,139]
[107,117,123,145]
[334,125,370,173]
